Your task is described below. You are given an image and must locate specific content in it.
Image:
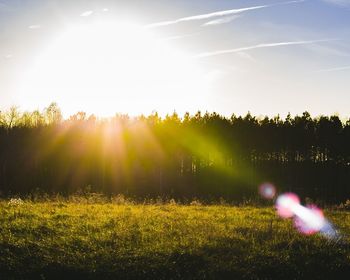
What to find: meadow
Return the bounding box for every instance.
[0,196,349,279]
[1,1,350,279]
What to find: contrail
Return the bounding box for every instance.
[314,65,350,73]
[202,15,242,26]
[145,0,305,28]
[194,40,333,58]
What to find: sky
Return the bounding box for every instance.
[0,0,350,118]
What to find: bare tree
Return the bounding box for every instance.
[0,106,21,129]
[44,102,62,125]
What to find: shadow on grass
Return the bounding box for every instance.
[1,238,350,280]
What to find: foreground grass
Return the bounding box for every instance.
[0,199,349,279]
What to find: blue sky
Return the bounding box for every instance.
[0,0,350,118]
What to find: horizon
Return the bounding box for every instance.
[1,102,350,125]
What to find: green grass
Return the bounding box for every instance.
[0,198,349,279]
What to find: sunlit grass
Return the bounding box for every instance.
[0,198,349,279]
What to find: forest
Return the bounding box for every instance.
[0,103,349,202]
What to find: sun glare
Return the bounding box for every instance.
[19,21,207,117]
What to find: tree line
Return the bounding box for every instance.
[0,103,349,202]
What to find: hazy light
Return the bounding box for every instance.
[276,192,300,218]
[80,11,93,17]
[258,183,276,199]
[19,21,208,117]
[28,25,41,29]
[294,205,324,235]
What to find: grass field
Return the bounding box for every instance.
[0,197,349,279]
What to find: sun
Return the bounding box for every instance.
[18,21,208,117]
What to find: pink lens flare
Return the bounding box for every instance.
[274,192,338,239]
[276,192,300,218]
[294,205,325,235]
[258,183,276,199]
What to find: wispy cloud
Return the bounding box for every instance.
[28,25,41,29]
[202,15,242,26]
[303,43,350,57]
[314,65,350,73]
[145,0,305,28]
[145,5,266,28]
[80,11,93,17]
[194,39,332,58]
[322,0,350,6]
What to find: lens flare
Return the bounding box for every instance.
[275,192,338,239]
[294,205,325,235]
[276,193,300,218]
[319,221,339,239]
[259,183,276,199]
